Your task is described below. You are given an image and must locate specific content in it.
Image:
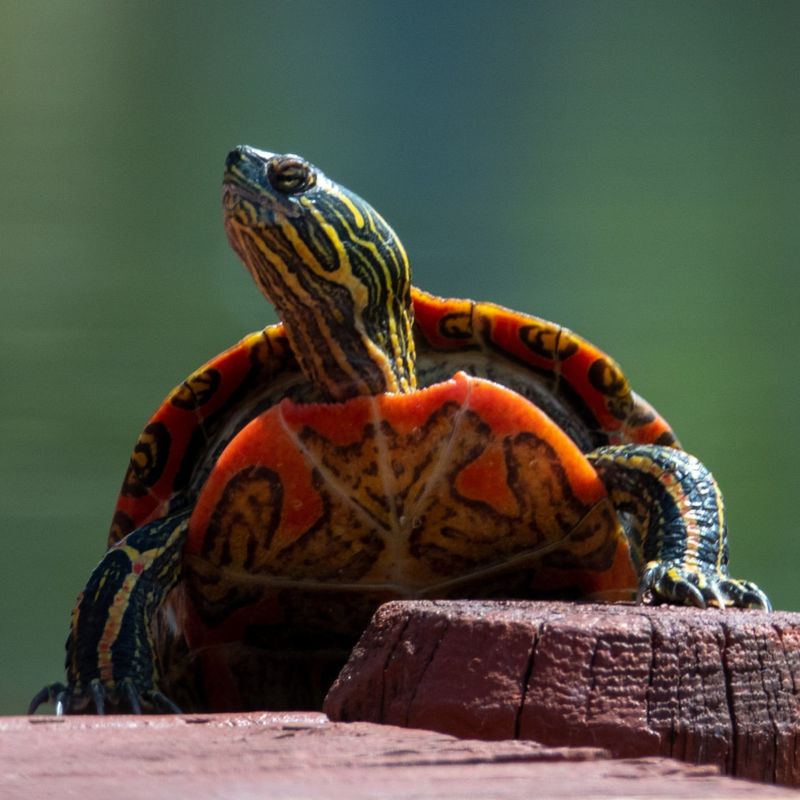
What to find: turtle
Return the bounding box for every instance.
[31,145,770,715]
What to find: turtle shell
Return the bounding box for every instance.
[109,288,676,710]
[111,289,675,545]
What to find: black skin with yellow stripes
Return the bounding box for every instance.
[30,147,770,715]
[588,445,765,608]
[31,513,190,714]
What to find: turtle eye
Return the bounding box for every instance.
[266,156,316,194]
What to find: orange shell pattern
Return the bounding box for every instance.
[110,288,676,612]
[185,372,638,600]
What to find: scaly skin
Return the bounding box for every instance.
[30,513,189,714]
[587,444,770,609]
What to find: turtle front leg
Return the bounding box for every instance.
[587,444,771,610]
[29,510,190,715]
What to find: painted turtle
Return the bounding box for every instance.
[31,146,770,714]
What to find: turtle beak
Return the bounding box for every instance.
[225,145,277,173]
[224,146,245,170]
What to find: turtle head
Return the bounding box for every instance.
[223,145,416,400]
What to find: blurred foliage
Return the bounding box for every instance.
[2,1,798,714]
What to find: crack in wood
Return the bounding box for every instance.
[402,617,449,727]
[513,625,540,739]
[380,614,411,725]
[720,622,738,777]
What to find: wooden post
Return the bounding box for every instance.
[324,600,800,787]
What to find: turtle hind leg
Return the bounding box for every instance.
[29,510,190,715]
[587,444,771,611]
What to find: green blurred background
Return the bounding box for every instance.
[2,1,798,714]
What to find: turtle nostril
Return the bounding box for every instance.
[225,147,245,169]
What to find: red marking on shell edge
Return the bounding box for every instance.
[410,289,473,349]
[107,327,286,545]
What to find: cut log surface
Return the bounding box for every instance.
[324,600,800,786]
[2,713,795,800]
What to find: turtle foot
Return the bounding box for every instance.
[28,678,182,716]
[638,561,772,611]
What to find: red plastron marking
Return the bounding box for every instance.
[276,366,616,495]
[185,406,324,555]
[454,442,519,517]
[460,372,607,507]
[187,372,609,558]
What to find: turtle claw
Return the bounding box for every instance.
[639,561,771,610]
[122,679,142,714]
[117,680,183,714]
[28,679,182,716]
[28,681,102,715]
[638,562,706,607]
[28,683,68,716]
[90,680,106,715]
[715,578,772,611]
[148,690,182,714]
